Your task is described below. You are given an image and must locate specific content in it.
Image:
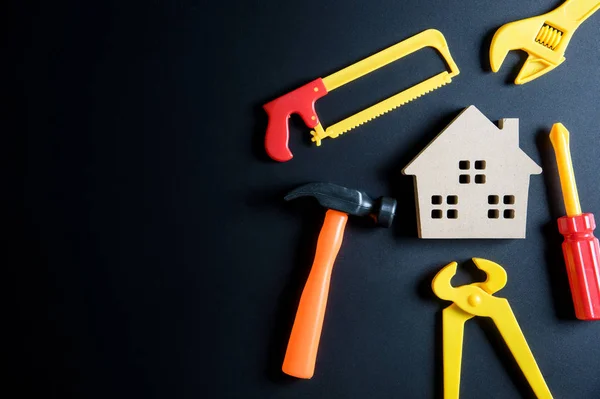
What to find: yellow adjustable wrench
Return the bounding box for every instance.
[490,0,600,84]
[432,258,554,399]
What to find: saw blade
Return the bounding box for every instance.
[312,72,453,141]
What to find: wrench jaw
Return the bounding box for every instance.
[489,27,515,74]
[515,55,562,85]
[515,54,565,85]
[490,16,566,84]
[489,17,544,73]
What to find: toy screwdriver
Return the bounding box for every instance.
[549,123,600,320]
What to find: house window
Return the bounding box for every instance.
[431,194,459,220]
[458,160,486,184]
[504,195,515,205]
[488,194,516,219]
[488,195,499,204]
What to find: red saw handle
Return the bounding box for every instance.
[263,78,327,162]
[282,209,348,378]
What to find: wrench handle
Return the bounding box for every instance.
[560,0,600,24]
[282,209,348,378]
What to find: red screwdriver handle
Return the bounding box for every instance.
[263,78,327,162]
[558,213,600,320]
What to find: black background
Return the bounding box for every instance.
[16,0,600,398]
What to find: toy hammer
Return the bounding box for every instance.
[283,182,397,378]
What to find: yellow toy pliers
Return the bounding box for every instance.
[432,258,553,399]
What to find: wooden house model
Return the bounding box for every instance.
[402,106,542,238]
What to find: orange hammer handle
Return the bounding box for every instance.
[282,209,348,378]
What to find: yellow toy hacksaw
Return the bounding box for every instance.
[263,29,460,162]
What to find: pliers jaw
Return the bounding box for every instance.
[432,258,507,302]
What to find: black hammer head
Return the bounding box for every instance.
[285,182,397,228]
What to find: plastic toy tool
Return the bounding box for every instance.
[490,0,600,84]
[432,259,553,399]
[549,123,600,320]
[263,29,460,162]
[283,183,396,378]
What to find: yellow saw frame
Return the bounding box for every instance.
[312,29,460,145]
[263,29,460,162]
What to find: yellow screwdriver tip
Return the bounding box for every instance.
[549,123,569,145]
[549,123,582,217]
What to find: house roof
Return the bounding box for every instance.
[402,105,542,176]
